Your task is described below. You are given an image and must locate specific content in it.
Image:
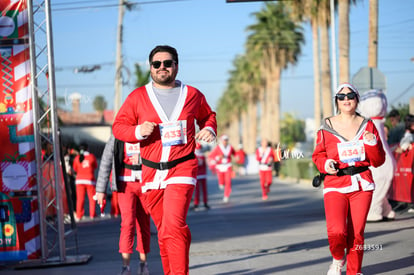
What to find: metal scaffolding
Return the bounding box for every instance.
[13,0,91,268]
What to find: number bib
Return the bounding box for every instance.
[126,143,140,155]
[159,120,187,146]
[337,140,365,163]
[126,143,140,164]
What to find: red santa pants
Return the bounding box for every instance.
[117,181,150,254]
[324,190,373,275]
[110,191,120,217]
[259,170,273,197]
[141,184,194,275]
[194,178,208,205]
[76,184,96,219]
[217,169,232,198]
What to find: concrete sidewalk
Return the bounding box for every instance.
[2,174,414,274]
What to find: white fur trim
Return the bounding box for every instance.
[141,176,196,193]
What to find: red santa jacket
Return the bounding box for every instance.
[209,144,235,172]
[73,151,98,185]
[256,146,274,171]
[112,81,217,192]
[312,117,385,194]
[235,149,246,165]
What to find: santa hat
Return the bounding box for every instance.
[221,135,229,141]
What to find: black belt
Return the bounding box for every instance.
[122,163,142,170]
[141,152,195,170]
[337,166,369,176]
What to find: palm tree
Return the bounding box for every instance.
[289,0,357,128]
[232,53,262,153]
[338,0,350,83]
[288,0,324,131]
[318,0,334,118]
[246,2,304,144]
[134,62,150,88]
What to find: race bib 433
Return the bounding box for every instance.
[159,120,187,146]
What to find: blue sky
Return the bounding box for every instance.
[51,0,414,119]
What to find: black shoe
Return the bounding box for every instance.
[204,204,210,210]
[191,205,199,211]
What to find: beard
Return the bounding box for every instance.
[151,69,177,86]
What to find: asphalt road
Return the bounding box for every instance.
[2,173,414,274]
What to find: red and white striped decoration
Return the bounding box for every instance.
[0,0,41,260]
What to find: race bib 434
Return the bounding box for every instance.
[337,140,365,163]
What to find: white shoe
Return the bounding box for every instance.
[223,197,229,203]
[327,258,345,275]
[366,213,382,222]
[385,210,396,220]
[218,185,224,190]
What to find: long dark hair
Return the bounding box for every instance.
[79,143,88,163]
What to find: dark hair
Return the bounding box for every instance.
[79,143,88,163]
[149,45,178,64]
[405,114,414,133]
[388,109,400,118]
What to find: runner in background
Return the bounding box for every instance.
[72,143,98,221]
[256,138,275,201]
[96,135,150,275]
[234,144,247,176]
[209,135,236,203]
[192,142,210,211]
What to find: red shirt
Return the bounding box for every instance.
[73,152,98,185]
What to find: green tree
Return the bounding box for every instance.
[135,63,150,88]
[246,2,304,144]
[385,103,410,129]
[93,95,107,112]
[280,112,306,149]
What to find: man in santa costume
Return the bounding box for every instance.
[209,135,236,203]
[96,135,151,275]
[112,45,217,275]
[256,138,275,200]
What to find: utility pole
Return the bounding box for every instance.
[368,0,378,68]
[114,0,125,116]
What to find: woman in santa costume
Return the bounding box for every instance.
[112,45,217,275]
[256,138,275,200]
[209,135,236,203]
[312,83,385,275]
[72,143,98,221]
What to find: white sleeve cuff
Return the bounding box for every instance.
[203,126,217,138]
[135,125,147,140]
[363,135,377,146]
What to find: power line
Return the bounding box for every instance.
[52,0,190,11]
[390,82,414,105]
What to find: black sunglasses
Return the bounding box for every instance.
[151,60,175,69]
[336,91,357,101]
